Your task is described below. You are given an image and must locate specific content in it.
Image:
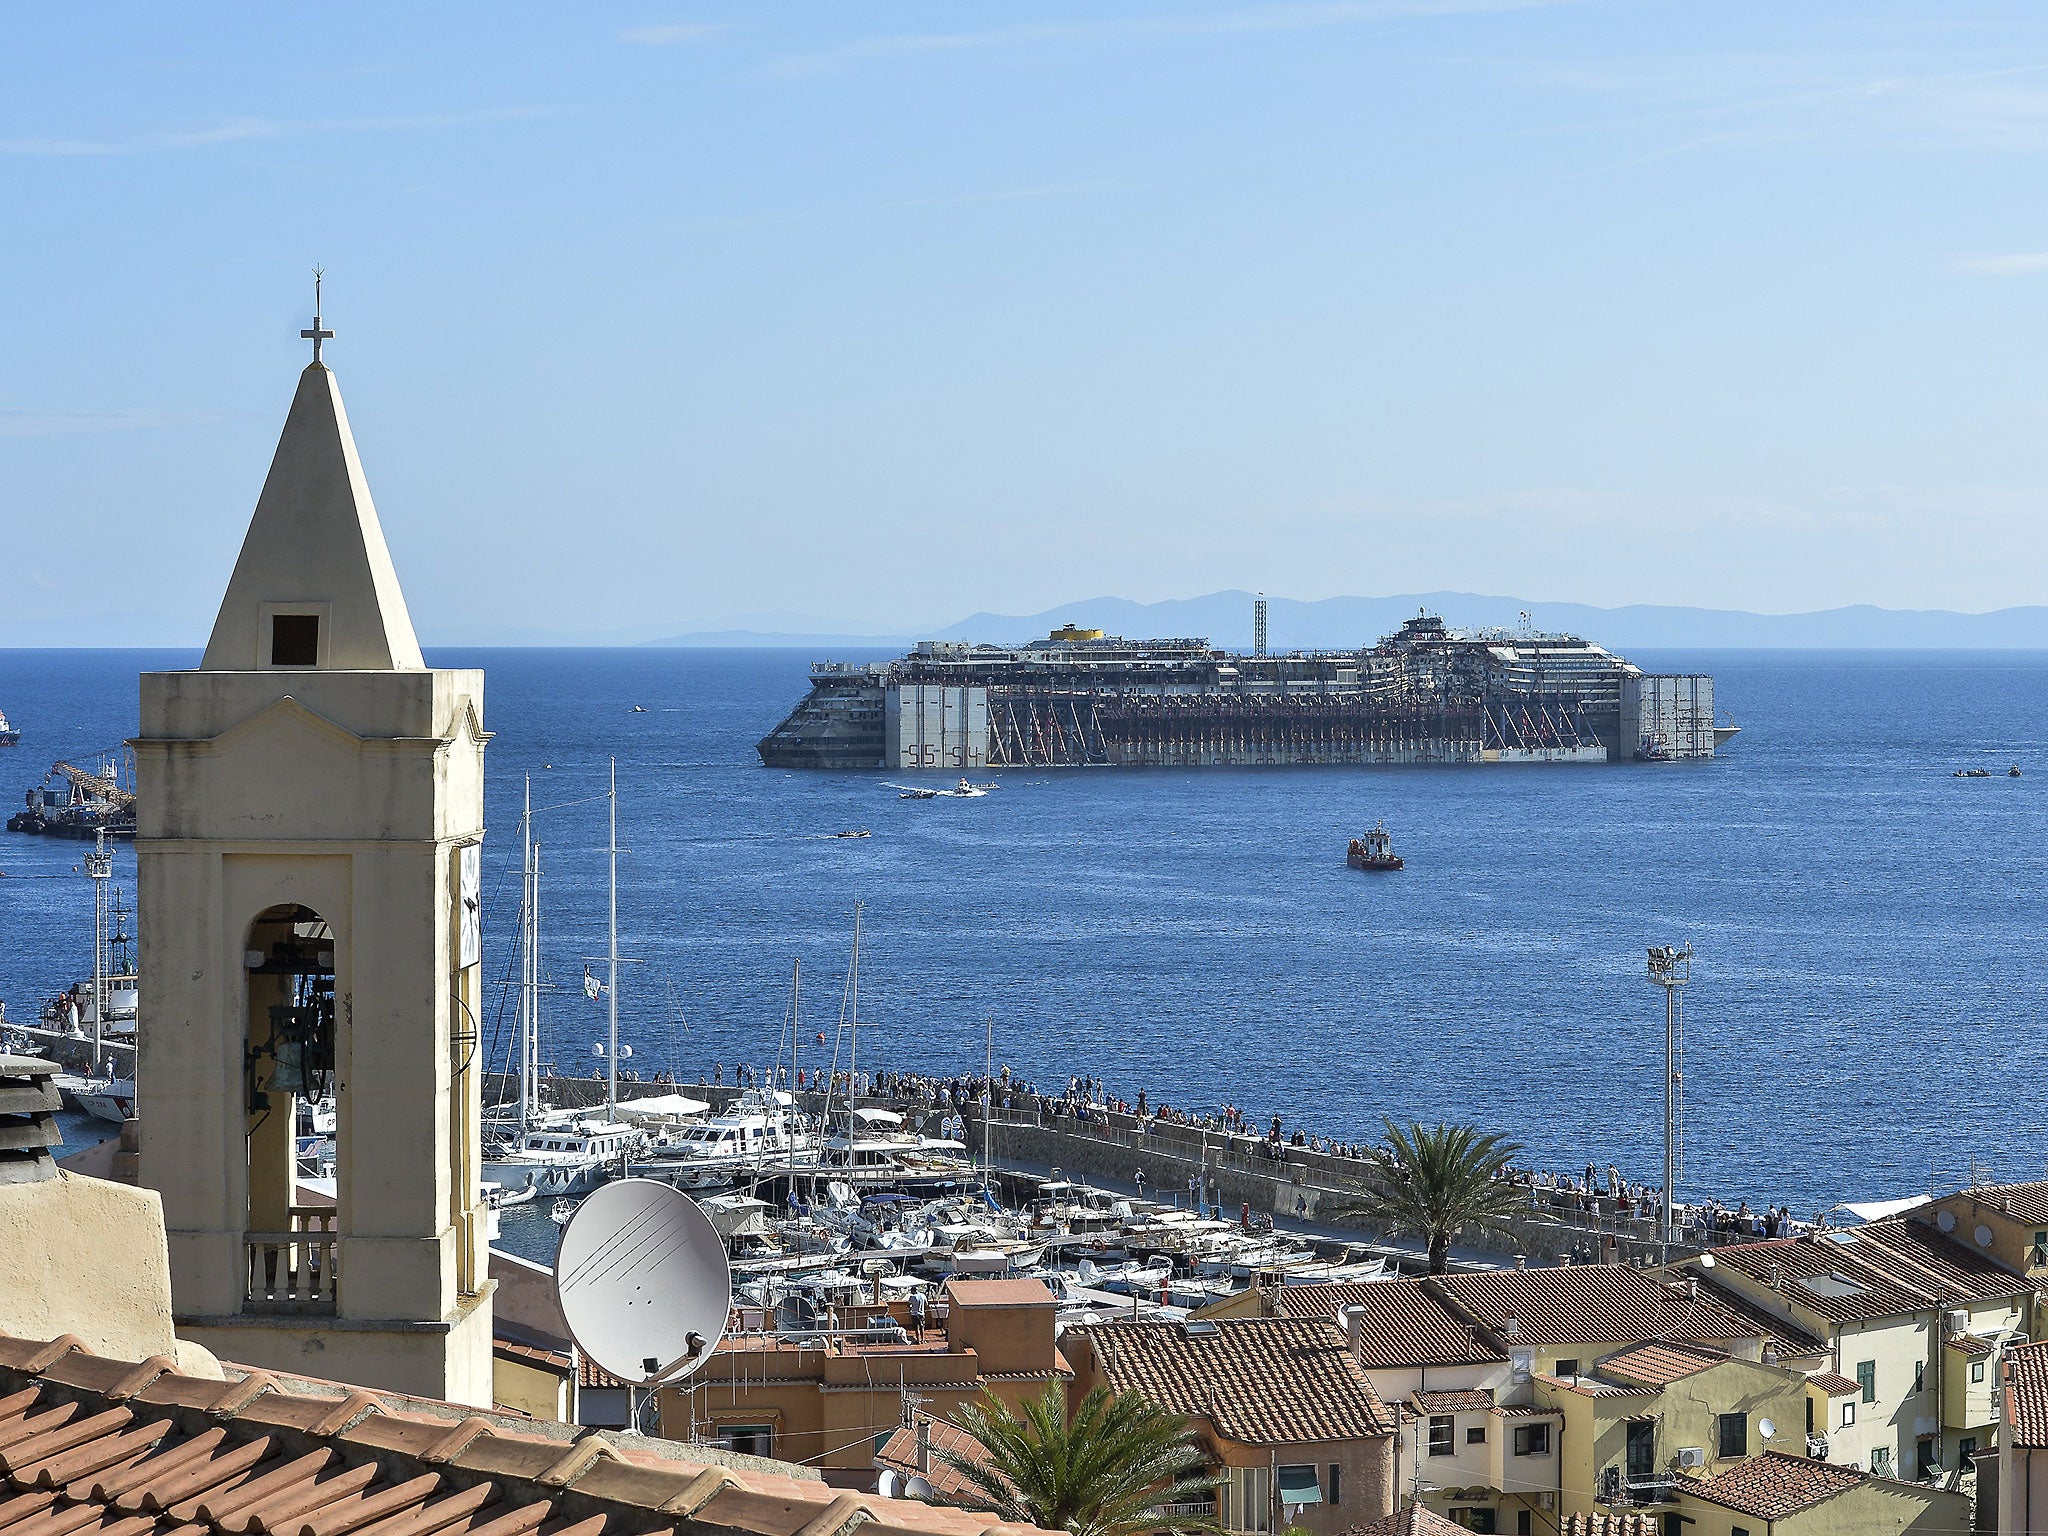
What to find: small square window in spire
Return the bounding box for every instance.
[272,613,320,666]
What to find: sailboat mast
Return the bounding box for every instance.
[848,901,861,1144]
[520,778,533,1133]
[983,1013,994,1193]
[790,958,801,1138]
[531,840,543,1122]
[607,756,619,1116]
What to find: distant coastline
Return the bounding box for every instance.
[10,589,2048,650]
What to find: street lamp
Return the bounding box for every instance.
[1646,944,1692,1263]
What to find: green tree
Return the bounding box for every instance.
[933,1384,1224,1536]
[1347,1118,1527,1275]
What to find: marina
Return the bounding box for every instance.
[4,645,2046,1217]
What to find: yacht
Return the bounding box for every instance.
[485,1118,641,1196]
[634,1088,816,1189]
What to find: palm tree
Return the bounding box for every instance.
[933,1384,1223,1536]
[1346,1118,1527,1275]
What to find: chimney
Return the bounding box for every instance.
[0,1055,61,1186]
[1338,1303,1367,1358]
[1503,1315,1520,1342]
[917,1417,931,1473]
[1767,1263,1782,1291]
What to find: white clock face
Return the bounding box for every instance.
[459,842,482,969]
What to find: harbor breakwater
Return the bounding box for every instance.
[492,1074,1714,1268]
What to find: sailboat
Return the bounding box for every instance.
[482,768,642,1198]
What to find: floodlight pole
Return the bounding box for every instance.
[1646,943,1692,1263]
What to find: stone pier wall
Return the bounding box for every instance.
[492,1074,1710,1269]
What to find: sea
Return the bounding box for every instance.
[3,646,2045,1222]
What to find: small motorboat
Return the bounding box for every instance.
[897,787,938,800]
[2011,765,2024,778]
[630,705,647,713]
[1955,768,1993,779]
[1347,823,1403,871]
[833,828,872,838]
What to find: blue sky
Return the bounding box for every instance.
[6,2,2048,641]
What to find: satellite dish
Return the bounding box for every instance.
[557,1179,731,1387]
[877,1470,902,1498]
[1759,1418,1777,1441]
[905,1475,936,1502]
[1698,1253,1716,1269]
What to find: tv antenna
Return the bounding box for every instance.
[555,1179,732,1420]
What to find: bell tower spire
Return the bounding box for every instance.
[200,276,423,673]
[134,302,492,1407]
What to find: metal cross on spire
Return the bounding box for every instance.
[300,268,334,364]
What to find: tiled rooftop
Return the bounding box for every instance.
[2005,1340,2048,1450]
[1431,1267,1768,1351]
[1808,1373,1862,1396]
[1689,1275,1827,1359]
[1559,1515,1659,1535]
[1594,1340,1727,1388]
[1271,1283,1507,1368]
[1339,1505,1464,1536]
[1679,1451,1869,1518]
[1408,1390,1492,1415]
[1940,1181,2048,1227]
[0,1333,1050,1536]
[1946,1332,1995,1357]
[1079,1319,1396,1445]
[873,1419,998,1504]
[1707,1219,2025,1323]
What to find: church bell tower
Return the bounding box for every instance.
[134,282,493,1404]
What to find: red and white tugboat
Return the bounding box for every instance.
[1347,823,1403,871]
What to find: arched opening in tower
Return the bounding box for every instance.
[242,903,341,1314]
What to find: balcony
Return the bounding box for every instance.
[245,1206,338,1313]
[1599,1468,1676,1507]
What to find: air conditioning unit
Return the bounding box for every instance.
[1947,1309,1969,1333]
[1676,1447,1706,1469]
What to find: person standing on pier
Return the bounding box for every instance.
[909,1286,927,1341]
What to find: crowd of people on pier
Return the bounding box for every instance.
[640,1059,1801,1230]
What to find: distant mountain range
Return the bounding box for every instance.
[639,591,2048,651]
[11,592,2048,650]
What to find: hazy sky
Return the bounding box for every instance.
[7,2,2048,640]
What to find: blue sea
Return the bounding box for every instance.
[4,647,2044,1218]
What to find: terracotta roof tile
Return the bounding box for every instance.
[0,1330,1058,1536]
[1946,1332,1995,1357]
[1079,1319,1396,1444]
[1688,1277,1827,1359]
[1939,1181,2048,1227]
[1433,1267,1770,1351]
[1808,1373,1862,1396]
[1680,1451,1868,1518]
[1594,1340,1727,1388]
[874,1418,1001,1504]
[1707,1220,2026,1324]
[1272,1283,1507,1368]
[1559,1516,1659,1535]
[1340,1506,1465,1536]
[1408,1390,1492,1414]
[2006,1340,2048,1449]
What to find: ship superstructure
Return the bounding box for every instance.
[758,613,1732,770]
